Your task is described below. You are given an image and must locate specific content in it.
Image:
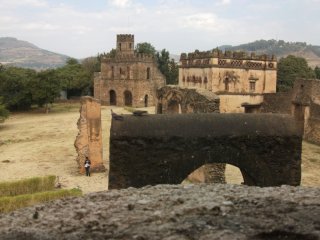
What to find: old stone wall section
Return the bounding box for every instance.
[74,96,105,174]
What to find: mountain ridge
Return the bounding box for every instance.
[0,37,69,70]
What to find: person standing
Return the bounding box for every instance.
[84,157,91,177]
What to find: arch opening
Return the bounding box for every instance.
[109,90,117,106]
[124,90,133,106]
[182,163,244,185]
[167,100,180,114]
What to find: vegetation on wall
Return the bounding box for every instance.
[277,55,316,92]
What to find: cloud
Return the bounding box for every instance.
[109,0,132,8]
[0,0,48,8]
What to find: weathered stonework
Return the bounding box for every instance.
[94,34,165,107]
[178,49,277,113]
[261,78,320,145]
[156,86,220,114]
[109,113,302,189]
[74,96,105,174]
[156,86,225,184]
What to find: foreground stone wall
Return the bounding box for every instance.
[261,92,292,114]
[1,184,319,240]
[109,113,302,189]
[74,97,105,174]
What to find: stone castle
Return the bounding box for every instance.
[94,34,165,107]
[178,49,277,113]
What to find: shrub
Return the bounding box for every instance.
[0,188,82,213]
[0,176,56,197]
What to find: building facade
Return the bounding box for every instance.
[178,49,277,112]
[94,34,165,107]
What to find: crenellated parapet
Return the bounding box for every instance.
[101,52,155,64]
[117,34,134,42]
[180,49,277,70]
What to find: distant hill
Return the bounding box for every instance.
[0,37,69,70]
[218,39,320,68]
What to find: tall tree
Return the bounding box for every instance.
[30,69,61,112]
[0,67,36,110]
[56,58,91,98]
[277,55,315,92]
[135,42,156,56]
[156,49,178,85]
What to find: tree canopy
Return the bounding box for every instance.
[135,42,156,56]
[277,55,315,92]
[156,49,178,85]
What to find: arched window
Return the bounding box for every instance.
[111,66,114,79]
[109,90,116,105]
[119,43,122,51]
[127,66,130,79]
[225,78,229,91]
[124,90,133,106]
[147,67,151,80]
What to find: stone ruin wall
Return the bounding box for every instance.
[261,79,320,145]
[156,86,224,184]
[109,114,302,189]
[74,96,105,174]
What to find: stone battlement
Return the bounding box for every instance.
[180,49,276,61]
[117,34,134,42]
[102,52,155,63]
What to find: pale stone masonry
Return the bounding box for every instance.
[94,34,166,107]
[178,50,277,112]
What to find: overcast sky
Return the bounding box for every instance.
[0,0,319,58]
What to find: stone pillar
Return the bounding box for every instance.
[75,96,105,174]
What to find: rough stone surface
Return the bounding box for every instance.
[0,184,319,240]
[109,113,302,189]
[74,96,105,174]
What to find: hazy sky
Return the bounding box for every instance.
[0,0,319,58]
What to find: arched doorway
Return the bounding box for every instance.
[110,90,116,106]
[124,90,132,106]
[144,95,148,107]
[167,100,180,114]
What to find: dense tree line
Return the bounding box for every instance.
[0,58,97,117]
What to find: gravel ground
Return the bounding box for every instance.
[0,184,319,240]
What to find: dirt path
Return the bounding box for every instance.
[0,104,319,194]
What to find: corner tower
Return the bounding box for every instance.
[116,34,134,55]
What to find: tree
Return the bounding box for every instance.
[30,70,61,112]
[277,55,315,92]
[0,97,9,123]
[0,66,36,110]
[156,49,178,85]
[315,66,320,79]
[135,42,156,56]
[56,58,91,98]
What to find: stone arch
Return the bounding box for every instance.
[109,114,302,189]
[109,90,117,106]
[124,90,132,106]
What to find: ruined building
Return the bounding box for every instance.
[177,50,277,113]
[94,34,166,107]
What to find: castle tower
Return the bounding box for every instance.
[116,34,134,55]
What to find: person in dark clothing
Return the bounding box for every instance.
[84,157,91,176]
